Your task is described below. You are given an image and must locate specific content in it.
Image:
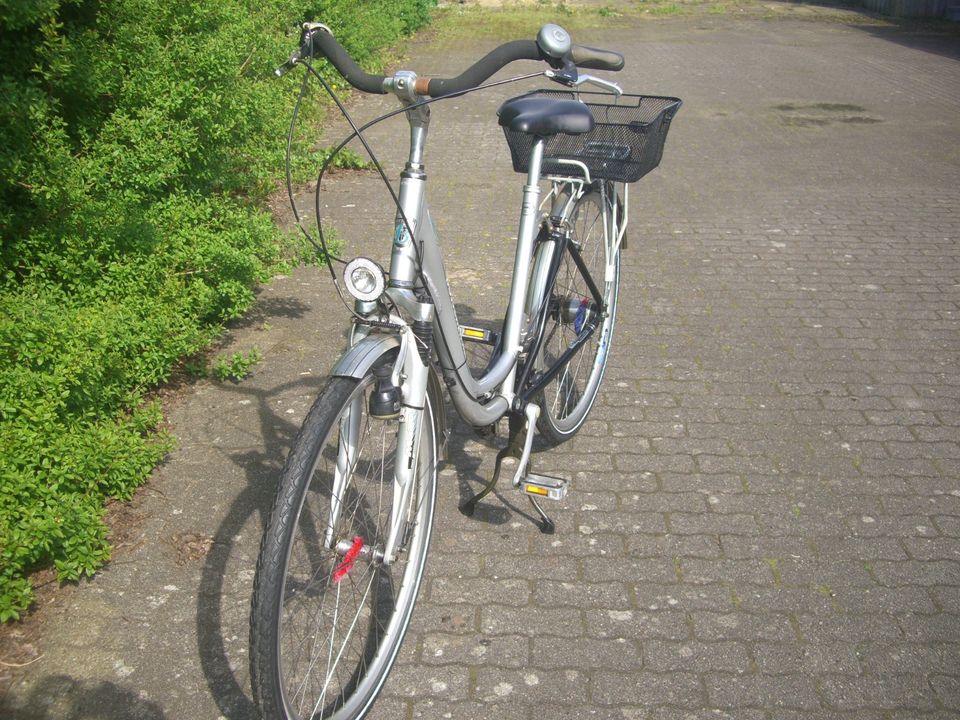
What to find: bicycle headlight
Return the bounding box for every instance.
[343,257,386,302]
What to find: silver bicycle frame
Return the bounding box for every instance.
[384,95,555,428]
[335,79,619,564]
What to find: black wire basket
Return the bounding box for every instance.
[502,90,682,184]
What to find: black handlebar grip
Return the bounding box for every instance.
[421,40,544,97]
[306,28,388,94]
[570,44,625,72]
[297,26,623,95]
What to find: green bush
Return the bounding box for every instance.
[0,0,435,621]
[212,348,265,383]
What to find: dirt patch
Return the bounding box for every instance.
[775,102,867,113]
[167,532,216,566]
[0,571,52,677]
[775,101,883,127]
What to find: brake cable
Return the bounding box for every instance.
[285,55,545,401]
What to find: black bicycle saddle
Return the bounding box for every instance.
[497,96,594,136]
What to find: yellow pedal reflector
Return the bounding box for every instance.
[520,473,568,501]
[460,325,491,343]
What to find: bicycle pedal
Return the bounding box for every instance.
[460,325,499,346]
[519,473,568,501]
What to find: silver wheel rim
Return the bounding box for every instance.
[276,377,435,719]
[543,192,619,435]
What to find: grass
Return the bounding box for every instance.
[430,0,895,37]
[431,1,614,41]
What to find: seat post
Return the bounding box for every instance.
[525,136,546,187]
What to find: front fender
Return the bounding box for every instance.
[330,333,448,461]
[330,334,401,379]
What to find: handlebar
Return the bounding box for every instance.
[570,44,625,72]
[276,24,388,93]
[277,23,624,97]
[414,40,542,97]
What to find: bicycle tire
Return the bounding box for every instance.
[534,185,620,445]
[250,368,437,720]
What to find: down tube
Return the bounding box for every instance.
[416,210,509,427]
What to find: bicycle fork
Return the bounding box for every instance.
[385,324,430,564]
[326,321,431,566]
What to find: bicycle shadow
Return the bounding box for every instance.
[195,368,330,720]
[195,298,545,717]
[0,675,166,719]
[194,301,350,719]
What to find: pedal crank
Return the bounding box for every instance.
[510,402,540,487]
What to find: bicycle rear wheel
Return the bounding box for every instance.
[535,185,620,445]
[250,367,437,720]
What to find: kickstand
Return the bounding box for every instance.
[527,495,556,535]
[460,413,525,518]
[460,407,556,534]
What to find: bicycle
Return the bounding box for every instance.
[249,21,680,720]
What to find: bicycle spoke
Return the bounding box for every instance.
[312,567,377,718]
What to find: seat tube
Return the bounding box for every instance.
[484,137,546,399]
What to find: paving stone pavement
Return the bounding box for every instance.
[3,12,960,720]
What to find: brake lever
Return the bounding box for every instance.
[274,49,304,77]
[274,22,334,77]
[544,58,579,86]
[572,74,623,96]
[545,66,622,96]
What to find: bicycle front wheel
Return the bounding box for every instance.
[535,185,620,445]
[250,368,437,720]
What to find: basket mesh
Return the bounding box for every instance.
[501,90,681,184]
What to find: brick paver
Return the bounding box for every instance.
[365,17,960,720]
[2,12,958,720]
